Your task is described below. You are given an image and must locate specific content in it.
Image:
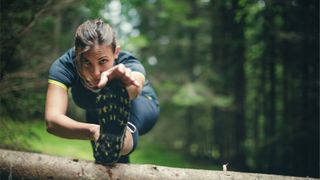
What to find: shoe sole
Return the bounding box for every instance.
[94,81,130,165]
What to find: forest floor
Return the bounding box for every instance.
[1,119,219,170]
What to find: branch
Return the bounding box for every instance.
[17,0,53,37]
[0,149,315,180]
[0,79,46,94]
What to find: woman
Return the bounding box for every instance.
[45,19,159,164]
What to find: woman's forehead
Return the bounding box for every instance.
[84,44,114,59]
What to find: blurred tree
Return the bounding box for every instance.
[0,0,318,177]
[241,0,319,177]
[209,0,247,170]
[0,0,106,119]
[127,0,318,177]
[0,0,52,80]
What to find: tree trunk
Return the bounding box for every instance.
[0,149,315,180]
[229,0,246,170]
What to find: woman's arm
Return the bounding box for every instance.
[126,71,145,99]
[98,64,145,100]
[45,83,99,140]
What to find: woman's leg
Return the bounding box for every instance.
[93,80,131,165]
[92,80,159,164]
[121,129,133,155]
[116,95,160,162]
[129,95,159,135]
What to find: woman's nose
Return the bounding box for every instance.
[92,66,101,79]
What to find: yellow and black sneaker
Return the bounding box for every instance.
[94,80,130,165]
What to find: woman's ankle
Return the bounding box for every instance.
[120,129,134,155]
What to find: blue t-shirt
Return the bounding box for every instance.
[48,48,158,110]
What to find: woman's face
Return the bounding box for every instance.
[81,44,119,88]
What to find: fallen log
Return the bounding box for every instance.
[0,149,316,180]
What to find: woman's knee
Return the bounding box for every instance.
[130,97,160,135]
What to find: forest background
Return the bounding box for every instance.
[0,0,319,178]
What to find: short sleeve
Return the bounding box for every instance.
[48,48,77,89]
[116,51,146,77]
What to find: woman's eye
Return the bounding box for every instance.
[99,59,107,64]
[82,60,91,65]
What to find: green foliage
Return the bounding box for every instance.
[172,82,214,107]
[125,35,149,52]
[0,0,318,177]
[1,119,219,169]
[83,0,106,18]
[171,82,232,108]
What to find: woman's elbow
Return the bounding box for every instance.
[45,115,56,134]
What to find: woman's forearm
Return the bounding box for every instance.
[126,85,142,100]
[46,114,98,140]
[126,71,145,100]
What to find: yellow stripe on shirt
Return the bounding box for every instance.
[48,79,68,90]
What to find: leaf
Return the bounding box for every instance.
[172,82,234,108]
[172,82,213,107]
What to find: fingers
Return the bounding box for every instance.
[114,64,141,87]
[90,124,100,142]
[123,68,141,87]
[97,65,119,88]
[97,71,109,88]
[130,78,141,87]
[99,64,141,88]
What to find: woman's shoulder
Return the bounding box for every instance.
[50,48,77,74]
[55,47,76,65]
[48,48,77,88]
[117,50,139,63]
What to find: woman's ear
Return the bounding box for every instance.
[114,46,121,59]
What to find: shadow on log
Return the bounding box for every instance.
[0,149,316,180]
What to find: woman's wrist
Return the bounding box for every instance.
[126,72,144,100]
[126,85,141,100]
[88,124,100,141]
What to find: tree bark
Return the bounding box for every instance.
[0,149,315,180]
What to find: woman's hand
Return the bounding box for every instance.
[90,124,100,142]
[45,83,103,140]
[97,64,140,89]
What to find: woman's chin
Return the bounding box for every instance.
[89,84,99,89]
